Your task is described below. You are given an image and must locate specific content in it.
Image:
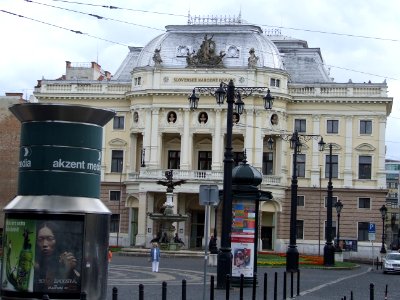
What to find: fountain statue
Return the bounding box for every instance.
[148,170,189,250]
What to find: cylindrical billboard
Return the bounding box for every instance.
[1,103,115,300]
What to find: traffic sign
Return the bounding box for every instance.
[368,223,376,233]
[368,233,376,241]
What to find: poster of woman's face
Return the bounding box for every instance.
[2,217,83,294]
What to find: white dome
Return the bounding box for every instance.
[134,24,284,70]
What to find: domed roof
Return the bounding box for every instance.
[232,159,263,187]
[134,24,284,70]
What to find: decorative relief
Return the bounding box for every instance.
[226,45,240,58]
[177,45,190,57]
[271,113,279,125]
[198,112,208,124]
[355,143,376,152]
[167,111,177,124]
[163,76,169,83]
[233,112,240,124]
[133,112,139,123]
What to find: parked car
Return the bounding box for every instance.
[383,252,400,274]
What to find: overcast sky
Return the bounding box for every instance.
[1,0,399,159]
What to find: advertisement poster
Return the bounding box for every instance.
[2,218,83,294]
[231,200,256,277]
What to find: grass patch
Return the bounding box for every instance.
[257,252,358,269]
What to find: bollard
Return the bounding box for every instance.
[42,295,50,300]
[376,257,379,270]
[290,271,294,298]
[226,275,231,300]
[112,287,118,300]
[182,279,186,300]
[263,272,268,300]
[80,291,87,300]
[384,284,388,300]
[283,271,287,300]
[252,273,257,300]
[210,275,214,300]
[297,269,300,296]
[369,283,374,300]
[350,291,353,300]
[273,272,277,300]
[162,281,167,300]
[239,274,244,300]
[139,284,144,300]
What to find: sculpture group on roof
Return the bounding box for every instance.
[186,34,226,68]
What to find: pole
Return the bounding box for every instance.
[324,144,335,266]
[381,215,386,254]
[217,80,234,288]
[117,160,123,247]
[286,131,299,272]
[336,210,341,251]
[318,166,322,256]
[203,204,210,300]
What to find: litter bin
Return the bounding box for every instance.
[1,103,115,300]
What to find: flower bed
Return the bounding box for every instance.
[258,252,323,266]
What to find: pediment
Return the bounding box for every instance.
[165,137,181,145]
[109,138,127,147]
[322,143,342,152]
[355,143,375,152]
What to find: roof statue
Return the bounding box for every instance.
[248,48,259,68]
[186,34,226,68]
[152,48,162,67]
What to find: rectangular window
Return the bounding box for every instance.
[327,120,339,134]
[295,119,306,133]
[110,214,120,233]
[358,222,369,241]
[113,116,125,130]
[358,197,371,209]
[360,120,372,134]
[297,195,305,207]
[134,77,142,86]
[262,152,274,175]
[270,78,280,87]
[359,156,372,179]
[324,220,337,239]
[324,196,338,207]
[111,150,123,173]
[325,155,338,178]
[296,220,304,239]
[233,152,245,167]
[168,150,181,169]
[198,151,212,170]
[109,190,121,201]
[296,154,306,177]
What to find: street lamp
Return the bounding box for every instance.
[188,80,273,289]
[319,140,336,266]
[380,204,388,254]
[270,131,324,272]
[334,199,343,252]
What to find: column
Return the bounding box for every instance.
[143,109,152,167]
[129,133,138,173]
[212,108,222,170]
[244,108,254,163]
[149,108,160,168]
[377,116,387,187]
[180,109,191,170]
[343,116,353,187]
[254,110,263,169]
[311,115,321,187]
[136,192,150,246]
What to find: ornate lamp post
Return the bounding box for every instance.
[334,199,343,252]
[188,80,273,288]
[269,132,324,272]
[380,204,388,254]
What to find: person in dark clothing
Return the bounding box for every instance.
[208,235,218,254]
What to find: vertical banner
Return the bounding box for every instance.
[2,217,83,294]
[231,200,256,277]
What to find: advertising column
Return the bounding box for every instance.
[1,103,115,300]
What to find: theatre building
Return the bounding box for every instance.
[33,16,392,259]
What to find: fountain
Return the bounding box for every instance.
[148,170,189,250]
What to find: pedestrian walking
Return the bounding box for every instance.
[150,242,161,272]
